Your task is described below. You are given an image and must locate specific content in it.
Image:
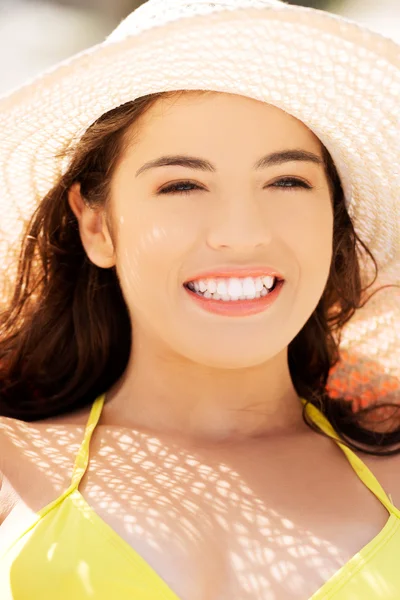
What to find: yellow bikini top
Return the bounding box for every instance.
[1,394,400,599]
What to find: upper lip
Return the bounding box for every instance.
[184,266,285,283]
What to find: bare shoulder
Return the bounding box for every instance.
[0,401,92,459]
[0,413,88,519]
[0,412,87,468]
[0,417,23,523]
[0,470,19,525]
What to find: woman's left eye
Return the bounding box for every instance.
[269,177,312,190]
[157,177,312,195]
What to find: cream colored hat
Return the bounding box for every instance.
[0,0,399,408]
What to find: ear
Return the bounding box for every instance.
[68,182,116,268]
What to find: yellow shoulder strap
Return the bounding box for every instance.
[301,398,400,518]
[31,393,105,521]
[69,393,106,489]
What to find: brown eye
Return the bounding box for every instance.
[158,181,203,195]
[269,177,312,190]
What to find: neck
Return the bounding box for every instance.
[102,340,307,445]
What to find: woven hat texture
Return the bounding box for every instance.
[0,0,399,406]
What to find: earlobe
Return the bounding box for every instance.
[67,183,116,269]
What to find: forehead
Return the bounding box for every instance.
[130,91,321,152]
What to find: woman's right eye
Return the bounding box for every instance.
[158,181,202,195]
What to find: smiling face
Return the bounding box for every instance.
[95,91,334,368]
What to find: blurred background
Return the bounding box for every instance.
[0,0,398,95]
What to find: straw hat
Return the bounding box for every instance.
[0,0,399,408]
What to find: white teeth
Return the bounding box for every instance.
[187,275,279,300]
[242,277,256,297]
[254,279,264,292]
[207,279,217,294]
[227,278,242,299]
[216,280,228,296]
[262,275,275,289]
[198,280,207,293]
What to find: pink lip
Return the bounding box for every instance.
[185,266,284,283]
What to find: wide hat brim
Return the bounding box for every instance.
[0,0,399,407]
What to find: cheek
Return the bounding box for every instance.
[113,206,197,307]
[270,195,333,267]
[272,196,334,317]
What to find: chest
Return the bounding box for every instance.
[2,425,395,599]
[83,460,391,598]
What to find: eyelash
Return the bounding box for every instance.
[158,177,312,195]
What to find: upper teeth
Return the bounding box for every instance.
[188,276,276,300]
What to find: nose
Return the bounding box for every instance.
[206,193,272,252]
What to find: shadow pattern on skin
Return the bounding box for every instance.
[0,410,393,599]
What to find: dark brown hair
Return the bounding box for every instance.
[1,90,399,454]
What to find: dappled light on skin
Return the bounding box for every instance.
[2,412,393,599]
[119,225,170,299]
[0,418,79,491]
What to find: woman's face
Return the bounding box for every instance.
[108,91,334,368]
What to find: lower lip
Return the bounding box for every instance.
[184,280,285,317]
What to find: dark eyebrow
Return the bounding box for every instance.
[135,149,324,177]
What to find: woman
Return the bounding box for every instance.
[0,0,399,598]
